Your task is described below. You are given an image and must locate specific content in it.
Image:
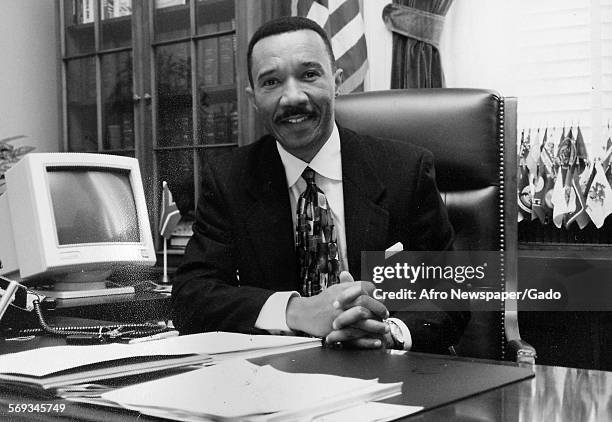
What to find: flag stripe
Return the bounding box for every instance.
[328,0,344,14]
[296,0,312,16]
[307,2,329,28]
[328,0,359,33]
[160,209,181,237]
[338,58,368,94]
[331,14,363,60]
[335,34,367,77]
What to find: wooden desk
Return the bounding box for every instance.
[0,336,610,421]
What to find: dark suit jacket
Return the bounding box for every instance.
[172,126,469,353]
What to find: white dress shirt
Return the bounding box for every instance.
[254,123,411,350]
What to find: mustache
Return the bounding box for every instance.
[274,107,316,122]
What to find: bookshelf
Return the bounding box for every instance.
[57,0,289,253]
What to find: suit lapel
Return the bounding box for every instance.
[242,138,297,289]
[340,127,390,274]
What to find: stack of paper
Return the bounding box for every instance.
[100,359,404,421]
[0,341,211,393]
[0,332,320,394]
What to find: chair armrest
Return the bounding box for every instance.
[507,339,537,364]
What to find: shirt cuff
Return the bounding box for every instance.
[254,291,300,334]
[387,317,412,351]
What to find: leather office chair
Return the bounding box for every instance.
[335,88,536,363]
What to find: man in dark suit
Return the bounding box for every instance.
[172,16,468,352]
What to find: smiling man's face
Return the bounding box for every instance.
[247,29,342,162]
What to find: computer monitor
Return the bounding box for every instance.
[0,153,156,299]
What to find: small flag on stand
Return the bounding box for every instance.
[160,181,181,284]
[160,181,181,238]
[565,127,591,229]
[602,136,612,176]
[585,161,612,228]
[551,129,576,228]
[292,0,368,93]
[525,128,541,177]
[532,143,555,224]
[517,129,532,222]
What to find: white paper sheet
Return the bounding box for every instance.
[0,332,319,377]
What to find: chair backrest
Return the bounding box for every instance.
[335,89,519,360]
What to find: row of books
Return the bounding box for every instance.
[71,0,132,25]
[71,0,235,25]
[168,219,193,249]
[157,101,238,147]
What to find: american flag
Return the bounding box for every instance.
[292,0,368,93]
[159,181,181,239]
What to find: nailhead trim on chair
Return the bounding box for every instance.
[498,97,506,360]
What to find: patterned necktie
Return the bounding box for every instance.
[296,167,340,296]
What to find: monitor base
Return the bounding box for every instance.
[34,285,135,300]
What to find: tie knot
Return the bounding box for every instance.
[301,167,316,185]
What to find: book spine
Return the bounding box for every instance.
[229,101,238,144]
[72,0,80,24]
[122,113,133,148]
[213,104,229,144]
[202,108,215,144]
[115,0,131,17]
[83,0,94,23]
[217,23,235,86]
[102,0,114,20]
[199,24,219,87]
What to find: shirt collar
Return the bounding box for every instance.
[276,123,342,188]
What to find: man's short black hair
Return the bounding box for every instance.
[247,16,335,87]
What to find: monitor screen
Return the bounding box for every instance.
[47,167,140,245]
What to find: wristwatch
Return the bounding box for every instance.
[386,319,404,350]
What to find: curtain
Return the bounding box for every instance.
[383,0,453,88]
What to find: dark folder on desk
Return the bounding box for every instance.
[252,348,536,413]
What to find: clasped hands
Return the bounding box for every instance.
[286,271,391,349]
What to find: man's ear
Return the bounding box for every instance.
[333,68,343,96]
[245,86,258,111]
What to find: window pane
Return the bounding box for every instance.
[197,98,238,145]
[196,0,235,35]
[66,57,98,151]
[196,33,237,145]
[64,0,95,56]
[155,0,190,42]
[101,0,133,50]
[156,43,192,147]
[101,52,134,150]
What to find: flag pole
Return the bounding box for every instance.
[160,180,181,285]
[162,236,169,284]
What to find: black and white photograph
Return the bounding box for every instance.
[0,0,611,421]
